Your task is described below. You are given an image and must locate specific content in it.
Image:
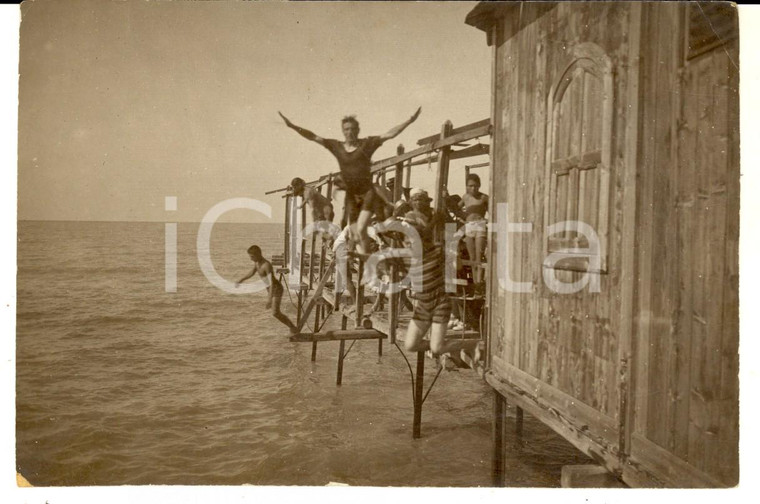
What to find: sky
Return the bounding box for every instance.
[17,0,491,223]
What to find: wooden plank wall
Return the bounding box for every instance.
[632,2,739,486]
[486,0,738,487]
[490,2,632,431]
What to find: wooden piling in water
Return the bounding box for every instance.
[413,351,425,439]
[337,315,348,385]
[492,390,506,487]
[515,406,524,437]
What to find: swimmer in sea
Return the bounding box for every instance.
[235,245,297,334]
[278,108,421,255]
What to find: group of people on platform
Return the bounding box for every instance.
[236,110,487,366]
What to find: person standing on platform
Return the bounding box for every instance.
[460,173,489,290]
[278,108,421,254]
[402,188,480,364]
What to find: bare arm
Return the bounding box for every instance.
[235,268,256,287]
[297,187,314,210]
[379,107,421,142]
[279,112,326,146]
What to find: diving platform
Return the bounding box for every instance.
[269,117,491,440]
[289,329,386,343]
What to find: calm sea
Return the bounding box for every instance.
[16,220,588,487]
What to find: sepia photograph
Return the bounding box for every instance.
[6,0,755,500]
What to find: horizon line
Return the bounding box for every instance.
[17,218,286,225]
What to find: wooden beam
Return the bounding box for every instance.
[413,351,425,439]
[394,144,405,201]
[515,406,524,437]
[370,123,491,173]
[290,329,386,343]
[417,118,491,145]
[486,369,623,474]
[283,195,291,266]
[408,143,490,167]
[619,1,643,457]
[435,121,454,241]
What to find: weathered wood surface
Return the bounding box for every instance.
[490,0,630,430]
[626,2,739,487]
[290,329,386,343]
[483,0,738,487]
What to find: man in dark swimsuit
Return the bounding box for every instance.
[278,108,421,254]
[235,245,297,334]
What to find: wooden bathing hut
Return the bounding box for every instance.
[465,1,739,488]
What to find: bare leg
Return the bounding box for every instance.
[475,233,487,283]
[342,264,356,305]
[464,235,476,282]
[271,295,297,334]
[355,209,373,255]
[324,204,334,223]
[404,318,431,352]
[429,321,481,368]
[370,293,385,314]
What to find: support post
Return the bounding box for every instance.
[309,231,317,289]
[337,315,348,385]
[404,159,411,192]
[388,264,398,345]
[296,286,304,329]
[434,121,453,244]
[515,406,524,438]
[394,145,405,201]
[355,257,364,328]
[413,350,425,439]
[284,194,291,266]
[493,390,506,487]
[435,121,453,213]
[311,299,320,362]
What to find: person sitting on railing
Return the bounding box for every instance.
[235,245,297,334]
[401,188,480,365]
[459,173,489,292]
[439,188,468,331]
[290,177,334,224]
[278,108,421,256]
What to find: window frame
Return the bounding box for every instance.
[542,42,614,274]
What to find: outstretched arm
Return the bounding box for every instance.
[379,107,421,142]
[235,268,256,287]
[279,112,326,146]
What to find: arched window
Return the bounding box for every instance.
[543,43,613,273]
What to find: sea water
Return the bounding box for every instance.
[16,220,589,487]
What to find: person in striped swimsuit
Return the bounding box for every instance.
[402,189,480,364]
